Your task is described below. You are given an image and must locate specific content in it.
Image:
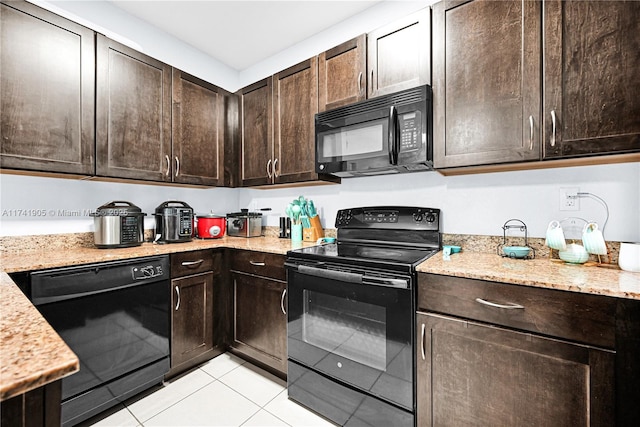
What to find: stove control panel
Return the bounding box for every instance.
[335,206,440,230]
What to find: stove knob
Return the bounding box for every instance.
[426,213,436,223]
[413,213,424,222]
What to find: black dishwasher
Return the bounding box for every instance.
[25,256,171,427]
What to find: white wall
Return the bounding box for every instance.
[238,162,640,242]
[0,174,238,236]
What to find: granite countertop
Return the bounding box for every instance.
[0,236,314,401]
[417,251,640,300]
[0,272,79,401]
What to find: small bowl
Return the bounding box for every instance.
[503,246,531,259]
[443,245,461,254]
[558,243,589,264]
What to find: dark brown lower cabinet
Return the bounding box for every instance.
[231,271,287,377]
[0,380,62,427]
[416,312,614,426]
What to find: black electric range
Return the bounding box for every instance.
[285,206,441,427]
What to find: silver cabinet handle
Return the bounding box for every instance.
[165,155,170,176]
[420,323,426,361]
[175,286,180,310]
[181,259,204,267]
[550,110,557,147]
[280,289,287,315]
[357,71,363,94]
[529,115,534,150]
[249,261,266,266]
[174,156,180,177]
[475,297,524,310]
[273,158,279,178]
[266,159,272,179]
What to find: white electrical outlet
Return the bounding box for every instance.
[559,187,579,211]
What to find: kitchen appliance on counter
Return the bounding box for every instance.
[226,209,262,237]
[196,214,226,239]
[315,85,433,177]
[154,201,194,243]
[285,206,441,427]
[17,256,171,427]
[90,201,146,249]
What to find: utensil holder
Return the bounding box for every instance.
[291,224,303,242]
[303,216,324,242]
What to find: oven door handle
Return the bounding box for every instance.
[362,276,409,289]
[296,264,363,284]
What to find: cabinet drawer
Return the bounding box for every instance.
[418,273,616,348]
[171,249,219,278]
[230,250,285,281]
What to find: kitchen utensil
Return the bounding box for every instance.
[196,214,226,239]
[308,200,317,217]
[226,210,262,237]
[91,201,146,249]
[618,242,640,272]
[154,201,194,243]
[545,220,567,250]
[558,243,589,264]
[291,205,301,224]
[503,246,531,259]
[582,222,607,255]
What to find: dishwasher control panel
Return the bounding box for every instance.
[132,264,164,280]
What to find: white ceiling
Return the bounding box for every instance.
[109,0,382,71]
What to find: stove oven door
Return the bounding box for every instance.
[286,262,414,418]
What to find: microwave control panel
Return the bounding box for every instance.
[399,111,422,152]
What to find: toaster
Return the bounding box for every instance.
[226,210,262,237]
[154,201,194,243]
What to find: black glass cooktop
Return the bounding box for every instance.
[287,242,437,272]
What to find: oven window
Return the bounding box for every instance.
[319,120,386,161]
[302,290,386,371]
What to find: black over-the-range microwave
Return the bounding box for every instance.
[315,85,433,177]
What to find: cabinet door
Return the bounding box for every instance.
[416,312,614,426]
[318,35,366,112]
[543,0,640,159]
[172,70,224,186]
[367,8,431,98]
[171,272,214,368]
[96,35,172,181]
[0,1,95,175]
[239,78,273,187]
[433,0,541,168]
[232,272,287,374]
[273,58,319,185]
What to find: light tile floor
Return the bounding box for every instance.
[80,353,336,427]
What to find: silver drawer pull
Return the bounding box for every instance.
[281,289,287,315]
[181,259,204,267]
[249,261,266,266]
[475,298,524,310]
[420,323,426,361]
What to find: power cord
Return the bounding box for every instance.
[577,192,609,237]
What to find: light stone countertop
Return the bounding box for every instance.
[417,250,640,300]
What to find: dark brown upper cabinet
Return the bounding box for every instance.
[172,70,225,186]
[0,0,95,175]
[96,34,172,182]
[367,8,431,98]
[543,0,640,159]
[432,0,542,169]
[238,78,273,187]
[318,35,367,112]
[273,57,320,185]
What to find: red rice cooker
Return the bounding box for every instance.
[196,214,226,238]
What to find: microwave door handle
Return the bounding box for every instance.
[388,105,399,164]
